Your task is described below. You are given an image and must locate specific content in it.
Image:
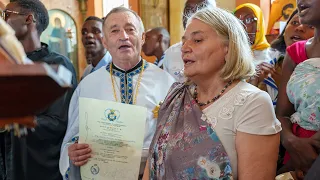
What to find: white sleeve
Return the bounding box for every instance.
[236,91,282,135]
[59,86,80,179]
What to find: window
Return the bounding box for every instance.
[103,0,129,16]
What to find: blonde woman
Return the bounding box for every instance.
[143,7,281,180]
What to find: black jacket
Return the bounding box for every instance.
[0,43,77,180]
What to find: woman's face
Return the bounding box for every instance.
[181,19,228,79]
[284,14,314,47]
[235,7,257,45]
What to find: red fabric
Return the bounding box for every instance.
[283,123,317,164]
[286,40,308,64]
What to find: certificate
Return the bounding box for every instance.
[79,98,147,180]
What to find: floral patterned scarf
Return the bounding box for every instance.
[148,83,233,179]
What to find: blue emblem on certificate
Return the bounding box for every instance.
[91,164,100,175]
[102,109,120,122]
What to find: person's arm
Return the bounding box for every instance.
[142,159,150,180]
[235,90,281,179]
[236,132,279,179]
[275,54,296,144]
[275,54,319,172]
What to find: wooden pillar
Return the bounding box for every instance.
[86,0,103,18]
[129,0,139,13]
[169,0,185,45]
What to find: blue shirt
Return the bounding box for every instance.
[90,51,112,73]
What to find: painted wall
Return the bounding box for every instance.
[217,0,236,11]
[168,0,237,45]
[169,0,185,45]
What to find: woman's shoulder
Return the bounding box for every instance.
[234,81,267,95]
[204,81,272,111]
[233,81,273,107]
[231,82,281,135]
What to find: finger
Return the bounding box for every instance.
[260,65,274,73]
[69,148,91,158]
[72,153,92,162]
[311,140,320,150]
[68,143,89,152]
[260,67,276,76]
[260,62,274,69]
[73,159,89,167]
[311,133,320,141]
[295,170,304,180]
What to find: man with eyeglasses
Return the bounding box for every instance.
[0,1,77,180]
[161,0,216,82]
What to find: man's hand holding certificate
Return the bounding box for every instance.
[78,98,147,179]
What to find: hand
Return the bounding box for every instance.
[294,169,304,180]
[249,62,277,85]
[68,142,92,166]
[284,136,318,172]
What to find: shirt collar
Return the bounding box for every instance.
[112,58,143,73]
[91,52,112,72]
[154,54,165,67]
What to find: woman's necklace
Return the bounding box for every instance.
[109,61,145,104]
[194,80,233,107]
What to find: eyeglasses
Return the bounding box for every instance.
[1,9,36,22]
[240,17,257,25]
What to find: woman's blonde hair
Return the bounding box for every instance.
[187,7,255,80]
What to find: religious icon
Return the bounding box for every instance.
[40,9,78,74]
[268,0,297,35]
[49,16,68,57]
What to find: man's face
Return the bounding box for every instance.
[81,20,105,56]
[183,0,206,29]
[142,29,159,56]
[5,2,28,40]
[283,7,294,20]
[103,11,144,62]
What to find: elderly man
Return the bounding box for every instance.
[59,7,175,179]
[1,0,77,180]
[81,16,112,79]
[142,27,170,68]
[162,0,216,82]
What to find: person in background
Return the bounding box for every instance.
[81,16,112,79]
[249,9,314,108]
[276,0,320,177]
[235,3,273,66]
[269,9,314,171]
[1,0,77,180]
[143,7,281,180]
[142,27,170,69]
[59,7,175,180]
[271,9,314,57]
[162,0,216,82]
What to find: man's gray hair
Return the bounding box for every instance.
[103,7,145,33]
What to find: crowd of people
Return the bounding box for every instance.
[0,0,320,179]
